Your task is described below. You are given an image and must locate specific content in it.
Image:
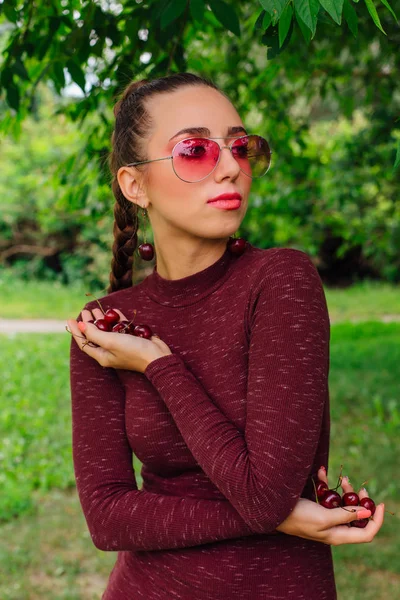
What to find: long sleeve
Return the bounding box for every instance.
[144,249,330,535]
[70,325,257,552]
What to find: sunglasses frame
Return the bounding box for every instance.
[124,134,273,183]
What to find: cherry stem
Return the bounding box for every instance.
[311,477,320,504]
[82,340,99,349]
[360,478,370,488]
[85,291,105,314]
[334,464,343,491]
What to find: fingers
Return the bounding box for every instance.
[67,319,109,365]
[323,504,371,529]
[81,309,97,322]
[317,466,328,485]
[78,321,112,347]
[340,475,355,494]
[358,487,369,500]
[328,503,385,546]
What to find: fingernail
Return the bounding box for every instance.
[361,487,368,495]
[78,322,86,332]
[319,466,326,471]
[356,509,371,519]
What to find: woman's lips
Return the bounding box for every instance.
[207,193,242,203]
[207,199,242,210]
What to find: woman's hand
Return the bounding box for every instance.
[67,308,172,373]
[275,467,385,546]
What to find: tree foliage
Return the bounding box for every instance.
[0,0,399,284]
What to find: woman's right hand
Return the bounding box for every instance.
[275,467,385,546]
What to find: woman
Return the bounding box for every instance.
[67,72,384,599]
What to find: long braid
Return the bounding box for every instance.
[107,81,148,294]
[107,73,221,294]
[108,179,139,293]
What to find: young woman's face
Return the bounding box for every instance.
[123,85,253,244]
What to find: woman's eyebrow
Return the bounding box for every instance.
[169,126,248,142]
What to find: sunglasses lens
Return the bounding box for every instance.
[231,135,271,178]
[172,138,220,182]
[171,135,271,182]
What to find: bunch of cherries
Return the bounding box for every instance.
[312,466,376,528]
[65,294,155,349]
[86,306,154,340]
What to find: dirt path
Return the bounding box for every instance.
[1,315,400,334]
[0,319,68,333]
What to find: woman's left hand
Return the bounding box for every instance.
[67,308,172,374]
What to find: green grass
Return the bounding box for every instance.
[0,270,89,320]
[323,280,400,322]
[0,322,399,598]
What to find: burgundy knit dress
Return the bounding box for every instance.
[69,242,337,599]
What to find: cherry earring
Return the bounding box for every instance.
[227,235,248,256]
[138,205,155,261]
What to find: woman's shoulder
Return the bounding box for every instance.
[245,244,317,280]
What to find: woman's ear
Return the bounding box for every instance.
[117,166,147,207]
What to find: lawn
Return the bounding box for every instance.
[0,278,399,598]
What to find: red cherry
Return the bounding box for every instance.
[131,324,153,339]
[112,321,130,333]
[138,243,154,261]
[350,518,369,528]
[94,319,112,332]
[342,492,360,506]
[227,237,247,256]
[316,480,329,499]
[320,489,341,509]
[104,309,120,325]
[360,497,376,516]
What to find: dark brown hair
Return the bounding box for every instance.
[107,72,224,294]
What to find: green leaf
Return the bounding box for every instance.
[13,58,30,81]
[293,0,320,35]
[6,82,20,111]
[279,4,293,47]
[255,9,267,29]
[379,0,398,21]
[208,0,241,36]
[263,11,272,27]
[66,59,86,92]
[0,67,14,88]
[394,140,400,170]
[294,4,312,42]
[260,0,287,25]
[3,3,18,23]
[190,0,205,22]
[52,62,66,91]
[262,19,293,57]
[319,0,344,24]
[343,0,358,36]
[160,0,187,30]
[364,0,387,33]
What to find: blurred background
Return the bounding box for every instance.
[0,1,399,598]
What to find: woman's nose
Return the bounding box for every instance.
[214,146,241,179]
